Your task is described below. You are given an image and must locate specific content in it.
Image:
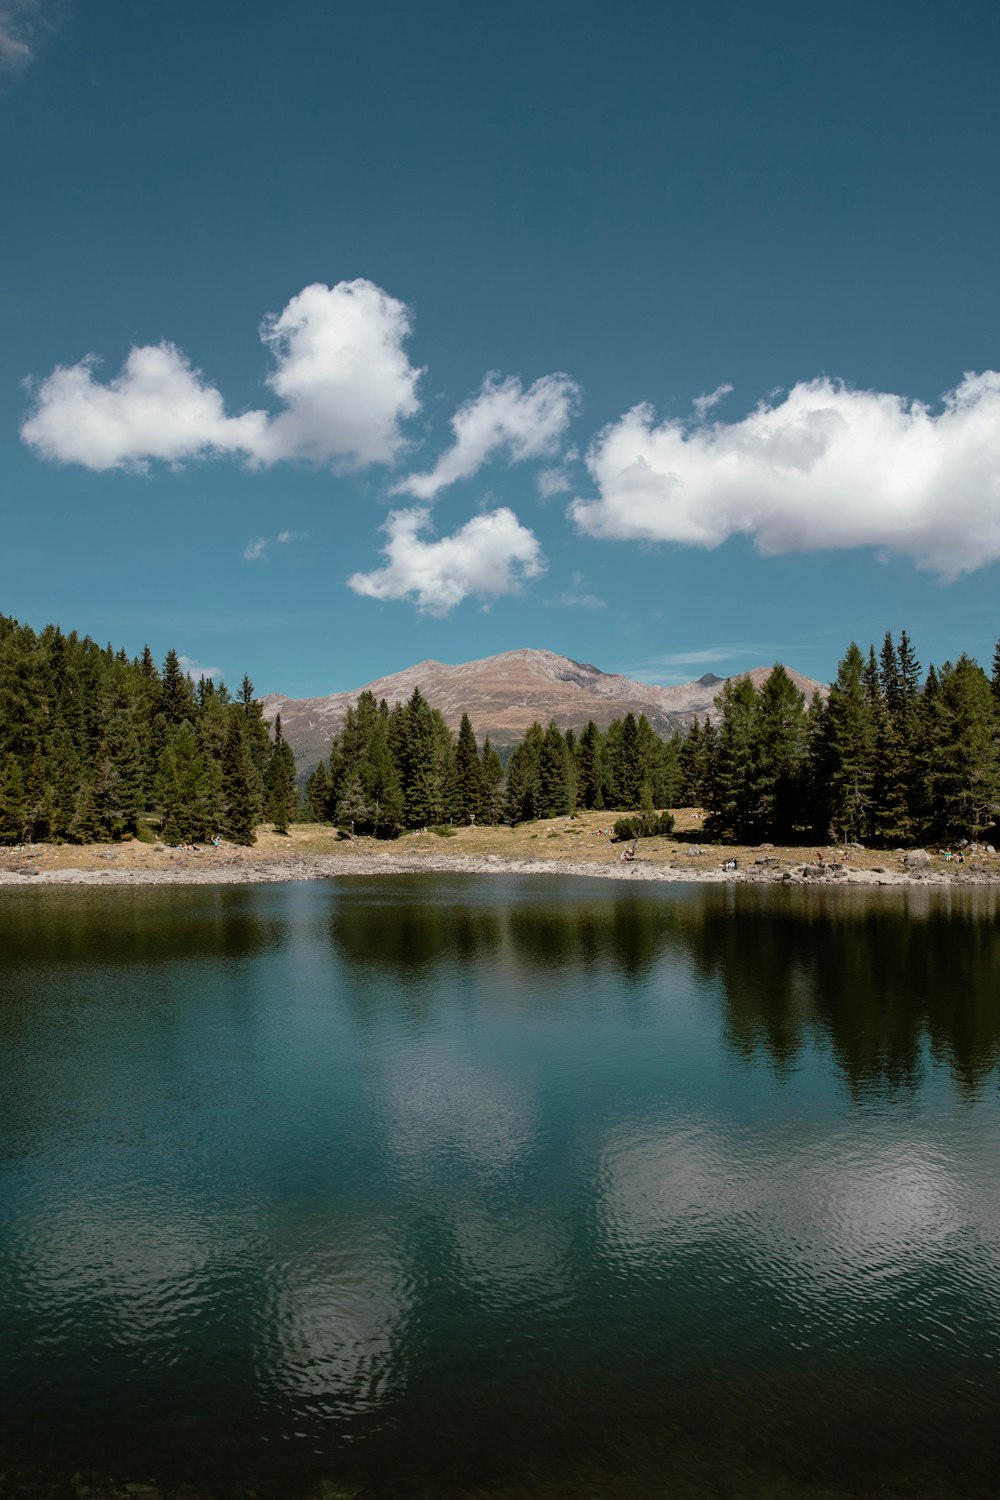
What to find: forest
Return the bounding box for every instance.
[1,613,999,847]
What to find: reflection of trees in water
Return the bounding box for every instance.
[689,888,1000,1095]
[329,899,504,974]
[328,880,1000,1095]
[329,887,682,1004]
[0,887,281,967]
[505,895,679,979]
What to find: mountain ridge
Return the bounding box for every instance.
[262,648,826,770]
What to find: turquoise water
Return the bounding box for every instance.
[1,877,999,1498]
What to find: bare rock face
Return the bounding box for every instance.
[262,647,827,769]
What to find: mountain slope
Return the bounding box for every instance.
[262,648,826,768]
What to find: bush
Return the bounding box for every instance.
[430,824,457,837]
[612,812,675,842]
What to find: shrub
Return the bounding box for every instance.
[430,824,457,838]
[612,812,675,842]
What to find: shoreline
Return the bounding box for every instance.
[2,847,998,891]
[1,812,997,890]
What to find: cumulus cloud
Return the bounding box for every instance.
[21,279,421,472]
[570,372,1000,577]
[254,280,421,467]
[348,505,544,615]
[397,372,580,499]
[22,343,268,471]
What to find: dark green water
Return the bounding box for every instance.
[2,877,1000,1499]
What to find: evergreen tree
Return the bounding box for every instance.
[306,761,331,821]
[266,716,299,833]
[398,687,444,828]
[537,720,571,817]
[927,655,999,841]
[575,720,603,809]
[757,663,808,840]
[336,772,371,834]
[479,738,505,823]
[821,643,875,841]
[159,649,196,727]
[0,753,26,844]
[91,713,145,839]
[454,713,483,824]
[359,717,404,836]
[220,713,261,844]
[706,676,764,841]
[504,723,543,823]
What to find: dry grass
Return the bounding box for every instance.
[1,809,992,880]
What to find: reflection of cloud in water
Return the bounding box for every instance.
[598,1118,1000,1300]
[270,1233,411,1412]
[380,1050,538,1180]
[452,1207,572,1307]
[12,1188,246,1348]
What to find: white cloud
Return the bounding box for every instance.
[21,279,421,472]
[692,382,733,418]
[243,529,307,561]
[22,343,268,471]
[254,280,421,467]
[178,655,221,681]
[570,372,1000,577]
[348,505,544,615]
[537,466,572,498]
[397,372,580,499]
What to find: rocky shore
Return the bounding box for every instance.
[1,812,998,889]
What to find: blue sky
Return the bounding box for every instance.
[2,0,999,698]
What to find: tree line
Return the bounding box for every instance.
[682,635,1000,845]
[0,615,296,846]
[303,686,684,835]
[3,612,998,848]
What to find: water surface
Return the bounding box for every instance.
[2,877,999,1498]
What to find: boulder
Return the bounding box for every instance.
[903,849,931,868]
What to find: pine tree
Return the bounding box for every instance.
[928,655,1000,841]
[575,720,603,809]
[0,753,26,844]
[537,721,571,817]
[91,713,145,839]
[821,643,875,841]
[220,713,261,844]
[266,716,299,833]
[678,719,703,805]
[757,663,808,840]
[336,772,371,835]
[706,676,764,841]
[399,687,443,828]
[159,649,196,726]
[454,713,483,824]
[359,717,403,836]
[504,723,543,823]
[306,760,331,821]
[479,738,505,823]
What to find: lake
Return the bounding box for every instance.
[1,876,999,1499]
